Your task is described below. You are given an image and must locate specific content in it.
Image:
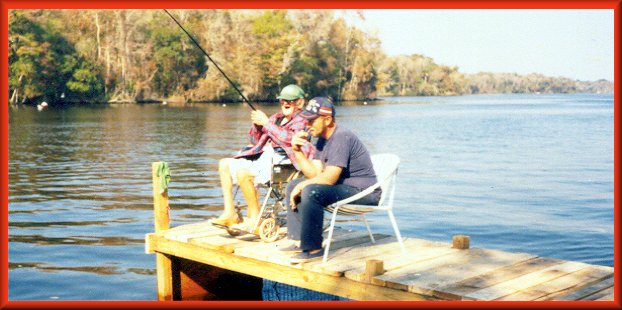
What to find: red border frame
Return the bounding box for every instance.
[1,0,620,309]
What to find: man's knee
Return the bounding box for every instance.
[301,184,328,204]
[236,168,254,184]
[219,158,231,174]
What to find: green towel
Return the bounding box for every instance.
[156,162,171,194]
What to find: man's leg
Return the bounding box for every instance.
[297,184,370,251]
[236,168,259,221]
[285,177,306,241]
[213,158,241,225]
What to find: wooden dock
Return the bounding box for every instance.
[146,162,615,301]
[145,223,614,301]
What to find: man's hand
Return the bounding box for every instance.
[291,130,309,152]
[289,183,305,210]
[251,110,269,126]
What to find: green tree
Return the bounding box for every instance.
[150,23,208,99]
[250,10,294,97]
[9,10,105,105]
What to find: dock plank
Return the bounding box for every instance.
[548,276,614,301]
[376,248,535,298]
[464,261,589,300]
[588,286,614,301]
[231,227,353,260]
[296,233,392,274]
[297,232,388,271]
[235,229,371,268]
[343,240,458,283]
[437,257,562,300]
[311,236,420,275]
[587,286,615,301]
[301,234,398,275]
[323,237,451,270]
[189,232,263,253]
[166,227,231,242]
[497,265,613,301]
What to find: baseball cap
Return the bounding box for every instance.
[300,97,335,120]
[276,84,305,100]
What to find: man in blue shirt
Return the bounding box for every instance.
[285,97,381,264]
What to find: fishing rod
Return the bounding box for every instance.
[163,9,256,111]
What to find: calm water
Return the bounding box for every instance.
[8,94,614,300]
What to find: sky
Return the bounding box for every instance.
[342,10,614,82]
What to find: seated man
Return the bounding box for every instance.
[211,84,314,231]
[285,97,381,263]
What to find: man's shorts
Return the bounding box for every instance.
[229,145,286,185]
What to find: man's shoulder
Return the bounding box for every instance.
[332,126,358,140]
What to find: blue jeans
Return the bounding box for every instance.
[285,178,381,251]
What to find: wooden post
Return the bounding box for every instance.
[152,162,173,301]
[149,162,262,300]
[452,235,470,249]
[364,259,385,282]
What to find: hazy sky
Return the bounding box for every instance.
[343,10,614,82]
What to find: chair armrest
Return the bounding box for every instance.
[329,182,381,208]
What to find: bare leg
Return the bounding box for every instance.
[216,158,239,220]
[237,169,259,221]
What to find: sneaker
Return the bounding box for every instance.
[279,243,302,253]
[229,217,260,235]
[290,249,325,264]
[210,215,241,228]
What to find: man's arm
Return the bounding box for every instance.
[289,165,342,209]
[291,131,319,178]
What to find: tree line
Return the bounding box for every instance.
[8,9,613,105]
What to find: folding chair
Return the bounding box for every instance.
[323,153,405,263]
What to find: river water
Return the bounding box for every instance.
[8,93,614,300]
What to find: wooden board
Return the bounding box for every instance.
[437,257,562,300]
[497,265,613,301]
[344,239,459,283]
[547,276,614,301]
[586,286,615,301]
[375,248,535,298]
[464,261,590,300]
[234,228,371,268]
[166,226,231,242]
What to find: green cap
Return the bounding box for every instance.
[277,84,305,100]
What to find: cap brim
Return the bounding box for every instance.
[300,111,319,120]
[277,95,301,100]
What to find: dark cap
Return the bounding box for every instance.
[300,97,335,120]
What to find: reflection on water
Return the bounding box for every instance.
[8,94,614,300]
[9,235,145,246]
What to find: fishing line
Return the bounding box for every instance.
[163,9,256,110]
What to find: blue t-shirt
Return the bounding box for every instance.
[313,125,377,189]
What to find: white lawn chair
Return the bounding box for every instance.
[322,153,406,263]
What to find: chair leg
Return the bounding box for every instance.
[361,214,375,243]
[387,209,407,254]
[253,186,272,230]
[323,207,340,263]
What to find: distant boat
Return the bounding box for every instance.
[37,101,48,111]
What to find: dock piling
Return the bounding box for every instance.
[452,235,470,249]
[152,162,173,300]
[364,259,385,282]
